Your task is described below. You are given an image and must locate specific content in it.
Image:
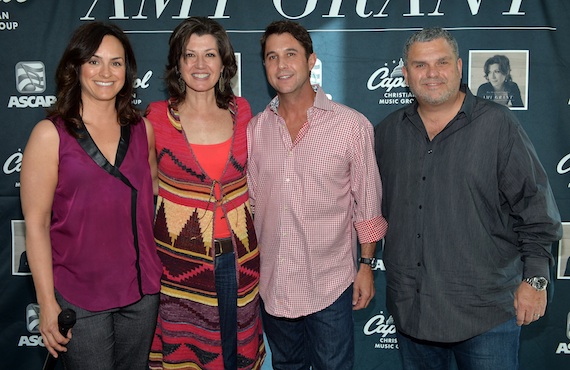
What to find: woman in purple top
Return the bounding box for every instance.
[20,22,162,370]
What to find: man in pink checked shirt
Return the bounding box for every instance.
[247,20,388,370]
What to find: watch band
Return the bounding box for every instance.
[359,257,376,267]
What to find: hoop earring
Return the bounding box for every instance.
[218,75,225,93]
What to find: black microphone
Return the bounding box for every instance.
[42,308,77,370]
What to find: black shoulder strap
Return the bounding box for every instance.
[74,124,134,189]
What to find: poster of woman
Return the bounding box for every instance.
[468,50,529,110]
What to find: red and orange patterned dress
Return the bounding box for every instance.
[147,97,265,369]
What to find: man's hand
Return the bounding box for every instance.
[352,265,375,310]
[514,281,547,326]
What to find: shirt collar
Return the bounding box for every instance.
[403,84,474,121]
[459,84,475,122]
[268,85,333,115]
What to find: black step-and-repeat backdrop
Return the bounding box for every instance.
[2,1,570,369]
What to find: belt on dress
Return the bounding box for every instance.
[214,238,233,256]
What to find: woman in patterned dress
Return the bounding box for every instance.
[146,17,265,370]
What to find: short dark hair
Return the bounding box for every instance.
[49,22,139,137]
[403,27,459,66]
[483,55,513,83]
[166,16,236,109]
[260,20,313,59]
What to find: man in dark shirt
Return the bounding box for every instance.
[375,27,562,370]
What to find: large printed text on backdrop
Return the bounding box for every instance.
[1,1,569,369]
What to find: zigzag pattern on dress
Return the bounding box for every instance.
[147,97,265,369]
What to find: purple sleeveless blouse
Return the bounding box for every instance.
[49,116,161,311]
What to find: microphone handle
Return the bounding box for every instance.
[42,309,77,370]
[42,353,58,370]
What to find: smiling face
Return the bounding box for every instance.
[80,35,126,103]
[487,63,507,90]
[402,37,462,106]
[263,32,316,97]
[178,33,223,95]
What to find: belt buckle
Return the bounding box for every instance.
[214,239,226,257]
[214,238,233,256]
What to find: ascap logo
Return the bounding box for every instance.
[8,95,56,108]
[18,335,44,347]
[15,62,45,93]
[9,61,56,109]
[554,311,570,354]
[367,58,414,106]
[26,304,40,333]
[18,303,44,347]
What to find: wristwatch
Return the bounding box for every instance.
[524,276,548,291]
[359,257,376,267]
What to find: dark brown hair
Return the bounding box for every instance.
[260,20,314,60]
[166,16,236,109]
[483,54,513,83]
[49,21,139,136]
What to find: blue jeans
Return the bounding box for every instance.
[215,251,238,370]
[397,317,521,370]
[55,291,159,370]
[261,285,354,370]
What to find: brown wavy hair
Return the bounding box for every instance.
[165,16,236,109]
[48,21,139,137]
[260,20,314,60]
[483,55,513,83]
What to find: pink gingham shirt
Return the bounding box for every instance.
[247,86,388,318]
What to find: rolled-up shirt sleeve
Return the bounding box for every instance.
[350,113,388,243]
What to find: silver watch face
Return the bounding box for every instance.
[527,277,548,291]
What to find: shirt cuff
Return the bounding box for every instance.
[523,256,551,282]
[355,216,388,244]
